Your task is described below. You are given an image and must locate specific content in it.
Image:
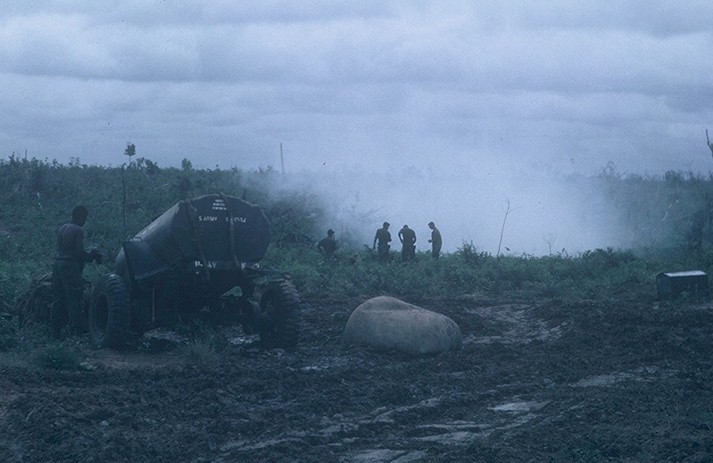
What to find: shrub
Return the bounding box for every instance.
[178,334,229,368]
[456,241,490,266]
[32,343,83,370]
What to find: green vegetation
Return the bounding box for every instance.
[267,242,676,304]
[0,316,84,371]
[0,155,323,304]
[1,155,713,366]
[30,342,84,370]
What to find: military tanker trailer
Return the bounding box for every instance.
[89,194,300,349]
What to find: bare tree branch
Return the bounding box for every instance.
[497,199,511,258]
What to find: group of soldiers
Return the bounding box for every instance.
[373,221,442,262]
[316,221,443,262]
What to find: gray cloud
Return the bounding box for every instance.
[1,2,712,174]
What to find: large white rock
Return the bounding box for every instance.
[342,296,462,355]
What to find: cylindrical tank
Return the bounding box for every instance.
[115,194,271,288]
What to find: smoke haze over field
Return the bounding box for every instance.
[271,164,627,256]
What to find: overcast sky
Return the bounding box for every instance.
[2,1,713,176]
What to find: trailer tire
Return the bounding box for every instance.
[258,280,300,349]
[89,274,130,349]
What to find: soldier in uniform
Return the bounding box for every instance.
[373,222,392,262]
[398,224,417,261]
[317,229,337,259]
[428,221,442,259]
[51,205,102,337]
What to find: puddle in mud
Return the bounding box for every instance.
[574,366,675,388]
[490,400,548,413]
[343,449,427,463]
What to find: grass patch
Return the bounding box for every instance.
[178,340,221,367]
[176,325,230,367]
[0,319,86,371]
[31,342,84,370]
[265,243,673,305]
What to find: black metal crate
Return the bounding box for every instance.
[656,270,709,300]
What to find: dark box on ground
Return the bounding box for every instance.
[656,270,709,300]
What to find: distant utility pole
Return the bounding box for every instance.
[280,143,285,176]
[707,130,713,159]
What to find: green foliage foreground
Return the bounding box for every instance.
[267,242,704,305]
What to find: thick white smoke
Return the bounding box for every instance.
[260,160,628,256]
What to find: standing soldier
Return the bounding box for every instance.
[373,222,392,262]
[428,221,442,259]
[317,229,338,259]
[51,205,102,337]
[398,224,417,261]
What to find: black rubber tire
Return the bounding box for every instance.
[89,274,130,349]
[258,280,301,349]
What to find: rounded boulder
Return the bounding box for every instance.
[342,296,462,355]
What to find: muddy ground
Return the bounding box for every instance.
[1,295,712,462]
